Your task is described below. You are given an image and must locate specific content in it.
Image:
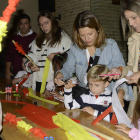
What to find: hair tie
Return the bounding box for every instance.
[57,55,65,61]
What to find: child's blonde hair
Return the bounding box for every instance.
[87,64,109,82]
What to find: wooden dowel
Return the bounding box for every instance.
[12,40,35,66]
[25,54,35,66]
[79,124,114,140]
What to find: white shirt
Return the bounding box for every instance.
[14,70,28,87]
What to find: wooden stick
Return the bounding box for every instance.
[79,124,114,140]
[12,40,35,66]
[25,54,35,66]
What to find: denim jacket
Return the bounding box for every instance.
[60,38,134,101]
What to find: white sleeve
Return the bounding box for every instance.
[64,88,81,109]
[14,71,25,78]
[60,32,72,53]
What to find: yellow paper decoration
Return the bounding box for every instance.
[52,113,97,140]
[40,58,50,94]
[28,88,59,105]
[0,20,7,52]
[17,120,33,131]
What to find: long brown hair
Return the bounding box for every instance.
[36,10,62,48]
[52,52,68,76]
[132,78,140,129]
[73,11,106,49]
[121,0,140,38]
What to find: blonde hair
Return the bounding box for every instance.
[121,0,140,38]
[87,65,109,82]
[73,11,106,49]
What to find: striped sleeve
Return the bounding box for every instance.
[64,88,81,109]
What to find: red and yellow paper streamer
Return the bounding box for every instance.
[0,0,22,52]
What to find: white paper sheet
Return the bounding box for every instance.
[112,71,134,128]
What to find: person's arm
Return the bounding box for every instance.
[125,71,140,84]
[12,73,28,85]
[129,128,140,140]
[59,44,77,81]
[64,88,81,109]
[12,77,22,85]
[106,39,133,101]
[5,62,13,80]
[64,80,80,109]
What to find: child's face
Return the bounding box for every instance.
[88,78,109,95]
[22,58,26,71]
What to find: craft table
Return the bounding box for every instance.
[0,77,132,140]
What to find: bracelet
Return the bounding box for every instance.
[118,66,123,75]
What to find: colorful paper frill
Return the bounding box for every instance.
[53,113,97,140]
[0,21,7,52]
[0,0,22,52]
[14,42,26,55]
[5,112,21,125]
[29,127,47,138]
[4,112,47,139]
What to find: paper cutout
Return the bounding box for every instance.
[28,88,59,105]
[29,127,47,138]
[4,112,47,138]
[4,113,21,125]
[40,58,50,94]
[14,41,26,55]
[17,120,33,131]
[92,106,117,125]
[53,113,97,140]
[15,103,59,129]
[1,100,28,104]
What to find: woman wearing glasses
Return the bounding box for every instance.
[25,10,72,93]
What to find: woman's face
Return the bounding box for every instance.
[78,27,98,47]
[124,10,140,33]
[39,16,52,34]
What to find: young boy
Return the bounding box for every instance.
[64,64,113,122]
[12,57,29,87]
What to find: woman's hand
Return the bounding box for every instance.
[47,53,57,61]
[107,67,122,81]
[115,123,131,135]
[83,107,95,115]
[30,64,40,72]
[42,90,51,98]
[54,72,65,86]
[64,80,76,89]
[125,71,140,84]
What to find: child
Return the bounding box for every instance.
[115,79,140,140]
[12,57,29,87]
[64,64,115,122]
[43,53,68,99]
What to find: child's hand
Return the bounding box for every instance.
[22,74,28,79]
[64,80,76,89]
[42,90,51,98]
[82,107,95,115]
[115,123,131,135]
[31,65,40,72]
[55,72,65,86]
[47,53,56,61]
[50,91,64,101]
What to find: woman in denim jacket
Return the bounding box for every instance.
[55,11,134,105]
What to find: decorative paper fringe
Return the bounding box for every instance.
[0,0,22,52]
[4,112,47,139]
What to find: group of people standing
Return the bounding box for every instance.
[3,0,140,139]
